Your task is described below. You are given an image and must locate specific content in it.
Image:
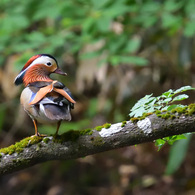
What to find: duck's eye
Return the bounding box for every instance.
[46,62,52,66]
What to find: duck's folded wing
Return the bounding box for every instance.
[38,92,72,121]
[29,84,54,105]
[29,80,76,105]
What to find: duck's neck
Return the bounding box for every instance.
[23,65,53,86]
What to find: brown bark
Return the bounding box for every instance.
[0,113,195,175]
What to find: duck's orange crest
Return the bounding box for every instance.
[22,54,41,71]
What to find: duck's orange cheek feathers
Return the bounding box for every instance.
[23,65,53,86]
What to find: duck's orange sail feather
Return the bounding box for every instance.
[54,88,76,104]
[29,81,76,105]
[29,84,53,105]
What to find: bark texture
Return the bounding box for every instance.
[0,113,195,175]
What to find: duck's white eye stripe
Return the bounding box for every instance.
[23,56,55,71]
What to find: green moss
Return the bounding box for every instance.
[171,106,187,114]
[121,121,127,127]
[144,112,153,117]
[0,153,2,158]
[188,103,195,109]
[161,113,171,119]
[15,148,24,154]
[29,136,43,145]
[169,104,195,116]
[155,110,161,114]
[170,115,176,119]
[0,136,43,155]
[95,123,111,131]
[53,130,80,143]
[130,112,153,123]
[79,128,93,136]
[155,104,195,119]
[130,117,139,123]
[171,109,177,113]
[103,123,111,129]
[156,114,162,118]
[7,145,16,155]
[43,137,50,144]
[176,107,186,114]
[188,103,195,115]
[38,143,42,147]
[95,126,103,131]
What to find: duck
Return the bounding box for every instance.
[14,54,76,136]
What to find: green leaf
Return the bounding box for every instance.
[172,94,189,102]
[164,0,183,12]
[26,32,46,44]
[155,139,166,151]
[104,2,129,18]
[165,134,192,175]
[90,0,109,9]
[130,94,156,117]
[109,56,120,66]
[129,107,147,117]
[141,2,160,13]
[162,89,174,97]
[111,55,148,66]
[162,97,172,104]
[131,94,154,110]
[162,13,182,28]
[96,16,111,32]
[119,56,148,66]
[80,51,100,59]
[124,36,141,53]
[184,20,195,37]
[174,86,195,94]
[167,104,181,111]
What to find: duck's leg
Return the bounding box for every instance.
[32,119,40,136]
[55,120,62,136]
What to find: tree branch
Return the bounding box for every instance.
[0,113,195,175]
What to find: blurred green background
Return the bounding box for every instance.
[0,0,195,194]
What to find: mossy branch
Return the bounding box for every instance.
[0,112,195,175]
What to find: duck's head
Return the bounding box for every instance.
[14,54,66,86]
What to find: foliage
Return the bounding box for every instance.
[165,133,192,175]
[129,85,195,174]
[129,86,195,148]
[0,0,195,67]
[130,86,195,118]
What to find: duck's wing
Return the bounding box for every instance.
[29,83,54,105]
[38,90,73,121]
[28,81,75,107]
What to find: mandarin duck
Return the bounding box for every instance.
[14,54,76,136]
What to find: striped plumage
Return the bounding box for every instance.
[14,54,75,136]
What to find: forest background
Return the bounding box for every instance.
[0,0,195,194]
